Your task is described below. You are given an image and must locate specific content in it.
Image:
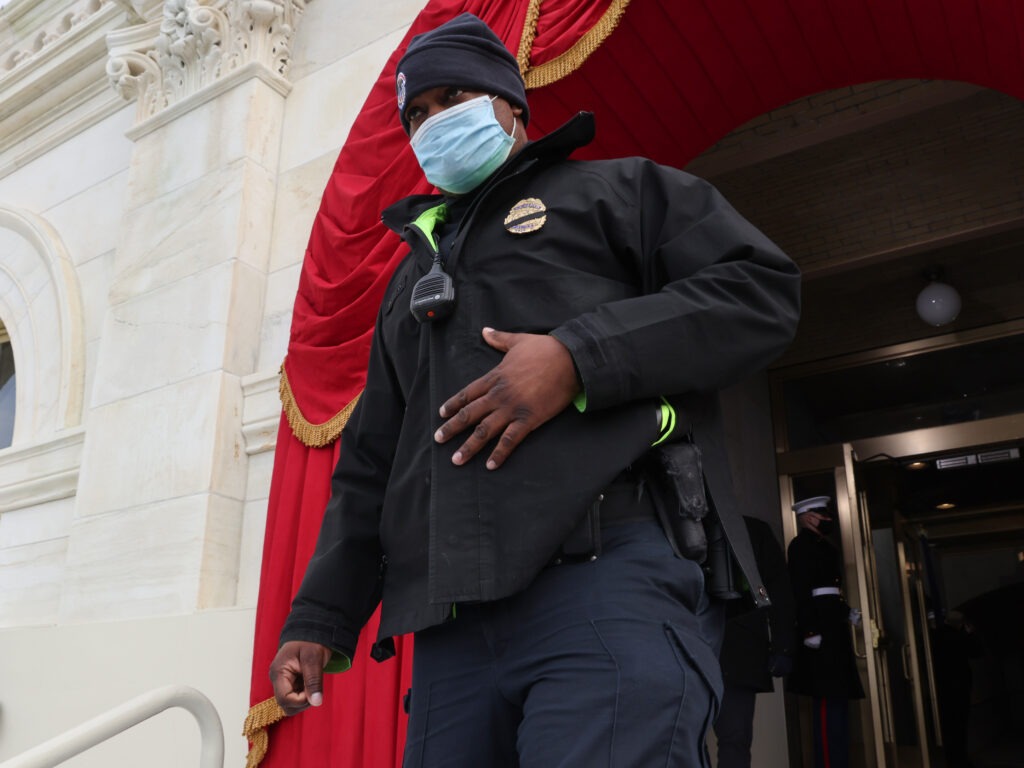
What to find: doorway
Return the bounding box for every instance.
[772,328,1024,768]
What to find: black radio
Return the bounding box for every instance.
[409,261,456,322]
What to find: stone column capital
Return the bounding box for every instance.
[106,0,306,123]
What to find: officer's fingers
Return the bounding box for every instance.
[435,394,491,443]
[484,420,529,470]
[438,387,469,421]
[270,654,311,716]
[437,372,495,419]
[298,644,329,708]
[451,416,505,466]
[275,688,310,717]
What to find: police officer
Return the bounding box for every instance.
[786,496,865,768]
[270,13,801,766]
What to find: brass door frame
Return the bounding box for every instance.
[895,535,934,768]
[840,445,894,767]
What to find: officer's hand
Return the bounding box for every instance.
[803,634,823,650]
[848,607,862,626]
[270,640,333,716]
[434,328,581,470]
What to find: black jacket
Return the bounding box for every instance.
[280,113,801,665]
[720,517,797,692]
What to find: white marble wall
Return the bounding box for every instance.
[0,0,421,762]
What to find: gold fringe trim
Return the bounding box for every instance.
[279,360,362,448]
[516,0,544,76]
[520,0,634,90]
[243,697,286,768]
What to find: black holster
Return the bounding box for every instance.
[652,441,743,601]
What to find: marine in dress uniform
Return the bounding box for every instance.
[786,496,865,768]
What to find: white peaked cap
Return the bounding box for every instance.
[793,495,831,515]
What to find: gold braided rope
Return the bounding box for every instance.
[279,360,362,447]
[520,0,633,89]
[243,697,286,768]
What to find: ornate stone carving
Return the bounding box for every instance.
[106,0,305,122]
[106,46,166,118]
[2,0,109,75]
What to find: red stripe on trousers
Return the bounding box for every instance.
[820,698,831,768]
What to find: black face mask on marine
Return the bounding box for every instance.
[816,517,836,536]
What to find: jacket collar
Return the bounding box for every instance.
[381,111,596,233]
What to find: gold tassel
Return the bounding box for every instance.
[516,0,544,76]
[278,359,362,448]
[243,697,286,768]
[520,0,634,90]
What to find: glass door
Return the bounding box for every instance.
[844,445,899,768]
[894,524,942,767]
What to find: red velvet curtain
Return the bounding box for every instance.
[248,0,1023,765]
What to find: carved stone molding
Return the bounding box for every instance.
[0,428,85,515]
[0,0,130,180]
[106,0,305,123]
[1,0,112,76]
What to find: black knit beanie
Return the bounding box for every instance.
[396,13,529,133]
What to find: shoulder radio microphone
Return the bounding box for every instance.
[409,259,456,322]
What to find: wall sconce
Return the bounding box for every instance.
[916,268,961,327]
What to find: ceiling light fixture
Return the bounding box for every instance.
[916,267,962,327]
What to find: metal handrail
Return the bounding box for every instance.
[0,685,224,768]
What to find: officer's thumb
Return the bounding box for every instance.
[299,644,328,707]
[481,327,514,351]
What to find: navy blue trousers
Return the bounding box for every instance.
[403,520,725,768]
[812,697,849,768]
[713,685,757,768]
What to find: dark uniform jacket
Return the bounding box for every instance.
[280,113,801,666]
[786,528,866,698]
[720,516,797,692]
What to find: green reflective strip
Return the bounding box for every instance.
[410,203,448,250]
[451,603,458,619]
[572,391,587,413]
[324,651,352,674]
[652,397,677,446]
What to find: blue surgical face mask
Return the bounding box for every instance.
[410,95,516,194]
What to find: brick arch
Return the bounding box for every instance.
[527,0,1024,166]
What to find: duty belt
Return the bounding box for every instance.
[551,476,657,565]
